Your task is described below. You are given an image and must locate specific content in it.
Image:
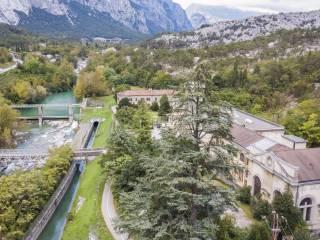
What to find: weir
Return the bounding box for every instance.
[12,104,83,126]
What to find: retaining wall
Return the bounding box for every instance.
[23,162,78,240]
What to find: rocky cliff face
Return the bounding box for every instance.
[74,0,192,34]
[151,10,320,48]
[0,0,192,38]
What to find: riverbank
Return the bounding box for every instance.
[62,96,115,240]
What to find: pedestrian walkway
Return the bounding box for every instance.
[101,184,129,240]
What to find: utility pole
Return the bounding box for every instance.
[271,211,281,240]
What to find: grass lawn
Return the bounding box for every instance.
[238,202,258,224]
[81,96,115,148]
[62,95,115,240]
[62,158,113,240]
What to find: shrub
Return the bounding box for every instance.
[294,228,316,240]
[272,190,304,232]
[150,101,159,112]
[238,186,252,204]
[118,97,132,109]
[217,215,248,240]
[247,222,271,240]
[251,198,272,220]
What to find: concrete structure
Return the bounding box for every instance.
[231,109,320,233]
[117,89,176,105]
[12,104,82,126]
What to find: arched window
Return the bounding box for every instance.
[253,176,261,196]
[300,198,313,221]
[240,153,245,162]
[273,190,282,199]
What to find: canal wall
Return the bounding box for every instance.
[23,118,101,240]
[23,162,78,240]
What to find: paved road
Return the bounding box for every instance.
[102,183,130,240]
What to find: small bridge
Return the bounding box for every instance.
[0,148,106,162]
[12,104,83,126]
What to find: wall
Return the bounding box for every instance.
[23,162,78,240]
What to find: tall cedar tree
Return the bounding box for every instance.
[117,64,238,239]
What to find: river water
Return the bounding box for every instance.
[4,92,79,174]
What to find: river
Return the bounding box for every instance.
[4,92,79,174]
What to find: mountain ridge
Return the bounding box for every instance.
[186,4,268,29]
[0,0,192,39]
[150,9,320,48]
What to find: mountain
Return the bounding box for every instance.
[0,23,43,49]
[150,10,320,48]
[186,4,268,29]
[0,0,192,40]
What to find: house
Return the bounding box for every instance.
[168,107,320,232]
[117,89,176,105]
[231,109,320,233]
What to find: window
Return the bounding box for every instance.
[300,198,313,221]
[239,170,244,181]
[253,176,261,196]
[273,190,282,199]
[240,153,245,162]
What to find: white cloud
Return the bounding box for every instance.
[174,0,320,13]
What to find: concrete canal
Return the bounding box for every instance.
[36,117,100,240]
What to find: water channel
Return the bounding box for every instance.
[14,91,91,240]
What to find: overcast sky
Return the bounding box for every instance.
[173,0,320,13]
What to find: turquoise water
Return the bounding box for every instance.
[37,170,81,240]
[18,92,80,117]
[16,92,79,150]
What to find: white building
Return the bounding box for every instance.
[231,109,320,232]
[117,89,176,105]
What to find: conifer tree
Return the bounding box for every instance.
[117,64,238,239]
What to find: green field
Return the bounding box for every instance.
[81,96,115,148]
[62,96,115,240]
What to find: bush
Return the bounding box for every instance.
[251,198,272,220]
[217,215,248,240]
[0,146,73,238]
[150,101,159,112]
[294,228,315,240]
[272,190,304,232]
[118,97,132,109]
[238,186,251,204]
[247,222,271,240]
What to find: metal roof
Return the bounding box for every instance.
[233,109,284,132]
[283,135,307,143]
[275,148,320,182]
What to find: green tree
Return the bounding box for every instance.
[158,95,171,116]
[150,101,159,112]
[237,186,251,204]
[284,99,320,147]
[247,223,271,240]
[272,190,304,232]
[74,66,108,100]
[0,146,73,239]
[0,96,19,147]
[293,228,316,240]
[117,64,237,239]
[252,198,272,220]
[118,98,132,109]
[150,71,172,89]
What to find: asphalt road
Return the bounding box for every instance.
[101,183,130,240]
